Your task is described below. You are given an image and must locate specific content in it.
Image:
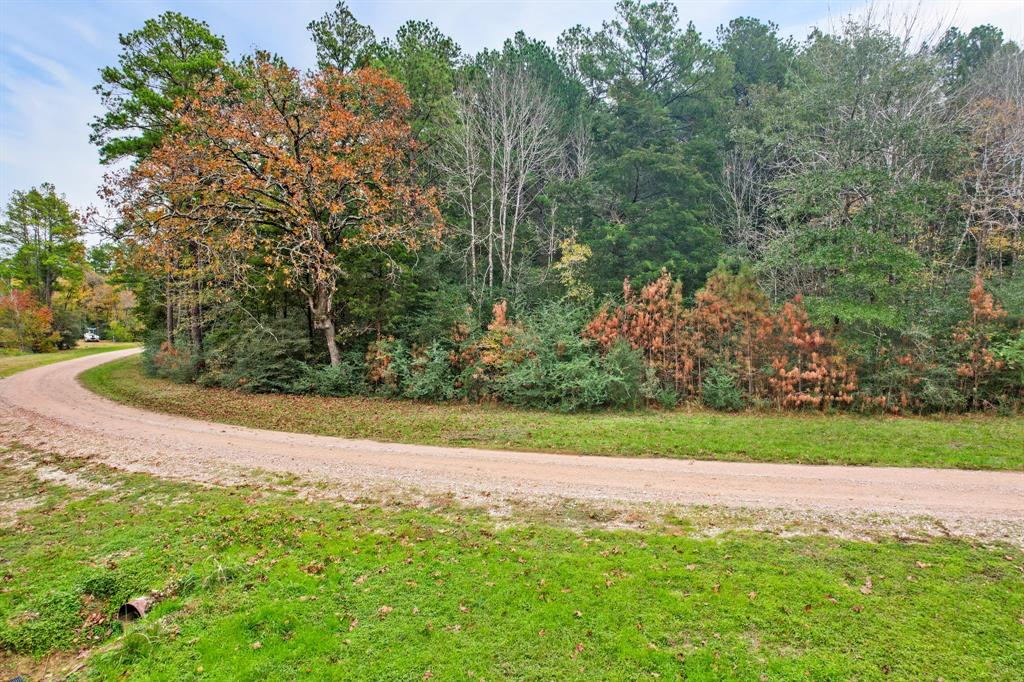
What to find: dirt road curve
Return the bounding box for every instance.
[2,349,1022,531]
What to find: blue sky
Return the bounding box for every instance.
[2,0,1022,223]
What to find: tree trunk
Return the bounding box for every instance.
[189,244,203,352]
[310,289,340,366]
[190,297,203,351]
[322,317,341,367]
[165,276,175,345]
[974,224,986,274]
[43,270,53,308]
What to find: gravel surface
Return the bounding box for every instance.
[2,348,1022,543]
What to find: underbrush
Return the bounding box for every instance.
[141,268,1023,416]
[144,306,650,413]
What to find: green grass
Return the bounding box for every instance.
[0,342,138,379]
[1,447,1022,681]
[81,356,1024,470]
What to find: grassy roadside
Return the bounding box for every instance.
[82,356,1024,470]
[1,447,1022,681]
[0,342,138,379]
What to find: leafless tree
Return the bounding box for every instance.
[956,53,1024,273]
[436,62,566,299]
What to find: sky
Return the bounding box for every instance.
[1,0,1022,226]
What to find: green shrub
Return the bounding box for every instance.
[915,366,966,413]
[404,342,455,401]
[496,302,613,411]
[398,282,478,347]
[366,337,412,397]
[994,330,1024,396]
[298,353,367,396]
[223,327,309,393]
[501,349,610,411]
[191,319,310,393]
[548,353,612,411]
[639,366,677,408]
[497,354,551,408]
[701,366,744,411]
[655,386,679,409]
[51,307,85,350]
[602,340,644,409]
[140,331,163,374]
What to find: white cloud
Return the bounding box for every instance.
[61,15,104,50]
[906,0,1023,41]
[0,43,105,222]
[785,0,1024,44]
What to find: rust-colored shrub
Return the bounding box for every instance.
[586,268,856,409]
[953,275,1009,408]
[456,301,525,401]
[152,341,191,376]
[586,270,687,390]
[765,296,856,409]
[365,337,410,394]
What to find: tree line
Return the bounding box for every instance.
[0,185,140,352]
[5,1,1020,412]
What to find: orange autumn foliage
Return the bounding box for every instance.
[953,275,1009,406]
[586,268,856,409]
[455,301,525,400]
[115,54,442,366]
[767,296,857,409]
[0,289,59,353]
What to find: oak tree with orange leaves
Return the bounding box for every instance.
[117,54,442,365]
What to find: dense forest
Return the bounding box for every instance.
[4,1,1023,413]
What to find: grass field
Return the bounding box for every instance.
[81,356,1024,470]
[0,342,138,379]
[1,446,1022,681]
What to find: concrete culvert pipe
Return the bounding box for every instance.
[118,597,152,621]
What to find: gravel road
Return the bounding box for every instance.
[2,348,1022,540]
